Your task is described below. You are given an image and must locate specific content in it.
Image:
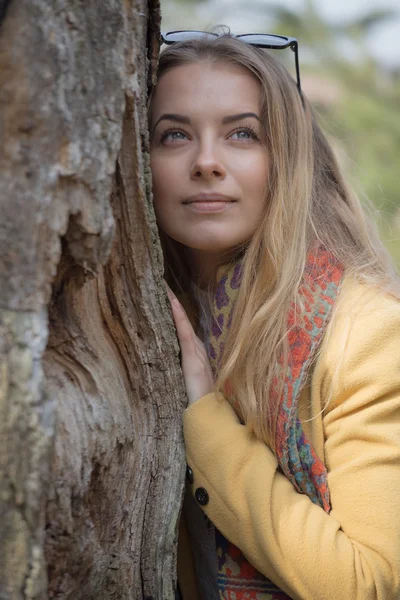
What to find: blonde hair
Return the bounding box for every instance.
[150,32,400,444]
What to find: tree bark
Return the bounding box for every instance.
[0,1,187,599]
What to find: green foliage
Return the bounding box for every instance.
[267,0,400,265]
[337,88,400,213]
[323,81,400,265]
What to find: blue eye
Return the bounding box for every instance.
[160,129,187,142]
[230,127,259,141]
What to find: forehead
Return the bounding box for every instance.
[151,61,261,118]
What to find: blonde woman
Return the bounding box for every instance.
[149,31,400,600]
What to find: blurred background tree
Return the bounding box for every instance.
[160,0,400,265]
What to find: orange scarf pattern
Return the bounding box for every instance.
[207,247,344,599]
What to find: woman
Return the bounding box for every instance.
[149,30,400,600]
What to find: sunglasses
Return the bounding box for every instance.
[161,30,302,97]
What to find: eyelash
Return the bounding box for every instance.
[158,123,260,143]
[159,127,187,143]
[232,123,259,140]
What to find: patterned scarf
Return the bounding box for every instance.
[206,246,344,600]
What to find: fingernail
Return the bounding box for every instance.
[164,281,177,300]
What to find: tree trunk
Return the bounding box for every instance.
[0,2,187,599]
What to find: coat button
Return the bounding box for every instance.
[195,487,209,506]
[186,466,194,484]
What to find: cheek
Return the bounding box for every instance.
[252,152,270,188]
[150,155,176,231]
[150,153,166,199]
[239,153,270,210]
[150,152,185,203]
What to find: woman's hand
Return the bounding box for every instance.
[166,283,214,406]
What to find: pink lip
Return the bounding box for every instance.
[182,193,237,213]
[185,201,235,213]
[183,193,236,204]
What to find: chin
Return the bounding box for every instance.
[182,237,244,254]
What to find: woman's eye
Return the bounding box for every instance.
[160,130,188,143]
[230,128,258,141]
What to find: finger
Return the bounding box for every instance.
[164,280,177,301]
[193,332,207,356]
[166,286,175,304]
[168,298,207,354]
[189,330,211,370]
[170,298,197,351]
[165,286,208,357]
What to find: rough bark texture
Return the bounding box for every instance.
[0,1,187,599]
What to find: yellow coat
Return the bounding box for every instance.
[178,276,400,600]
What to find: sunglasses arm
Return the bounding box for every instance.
[291,42,302,99]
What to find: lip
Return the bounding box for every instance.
[182,193,237,213]
[183,193,237,205]
[184,201,235,213]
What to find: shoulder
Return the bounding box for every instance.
[314,275,400,410]
[328,275,400,345]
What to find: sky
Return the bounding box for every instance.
[163,0,400,67]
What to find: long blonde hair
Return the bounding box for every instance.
[150,33,399,444]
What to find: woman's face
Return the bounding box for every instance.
[150,60,270,263]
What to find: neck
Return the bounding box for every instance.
[187,247,240,288]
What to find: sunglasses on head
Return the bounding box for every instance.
[161,30,302,97]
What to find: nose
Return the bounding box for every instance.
[190,141,226,180]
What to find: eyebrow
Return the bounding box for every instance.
[152,112,260,132]
[222,112,260,124]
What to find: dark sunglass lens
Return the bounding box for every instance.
[239,34,288,47]
[163,31,217,43]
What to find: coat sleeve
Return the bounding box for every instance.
[183,282,400,600]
